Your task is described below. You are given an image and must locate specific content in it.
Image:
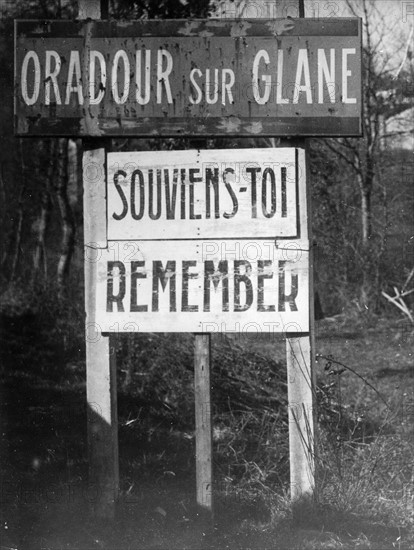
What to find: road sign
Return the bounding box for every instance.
[107,149,300,240]
[15,18,362,137]
[91,148,309,332]
[95,239,309,333]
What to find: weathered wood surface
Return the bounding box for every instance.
[286,335,315,500]
[278,0,316,505]
[91,147,309,333]
[194,334,213,518]
[94,239,310,333]
[107,149,302,241]
[83,127,119,516]
[81,0,118,521]
[15,19,362,137]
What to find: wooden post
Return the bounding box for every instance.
[276,0,317,503]
[284,140,316,503]
[81,0,119,519]
[194,334,213,522]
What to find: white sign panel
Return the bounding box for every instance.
[94,148,309,333]
[107,149,299,240]
[95,240,309,333]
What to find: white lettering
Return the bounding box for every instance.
[136,50,151,105]
[342,48,356,104]
[222,69,235,106]
[276,50,288,104]
[65,50,83,105]
[293,49,312,104]
[112,50,130,104]
[89,50,106,105]
[252,50,271,105]
[318,48,335,103]
[189,68,203,104]
[156,49,173,104]
[206,68,219,105]
[21,51,40,106]
[45,50,61,105]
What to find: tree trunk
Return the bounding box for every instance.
[33,141,56,284]
[358,164,374,246]
[9,140,26,282]
[360,184,372,245]
[358,168,375,309]
[55,138,75,297]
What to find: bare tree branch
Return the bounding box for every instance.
[394,25,414,80]
[323,141,362,174]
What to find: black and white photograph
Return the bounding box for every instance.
[0,0,413,548]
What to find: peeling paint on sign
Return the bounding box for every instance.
[91,148,310,333]
[95,239,310,333]
[15,18,362,137]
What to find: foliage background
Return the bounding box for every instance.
[1,0,413,316]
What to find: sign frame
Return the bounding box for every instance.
[106,148,302,241]
[15,18,362,138]
[88,147,310,334]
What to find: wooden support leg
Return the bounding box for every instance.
[86,332,119,517]
[83,146,119,518]
[276,0,316,502]
[194,334,213,523]
[286,335,315,501]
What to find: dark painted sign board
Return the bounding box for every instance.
[15,18,362,137]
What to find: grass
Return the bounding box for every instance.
[0,305,413,549]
